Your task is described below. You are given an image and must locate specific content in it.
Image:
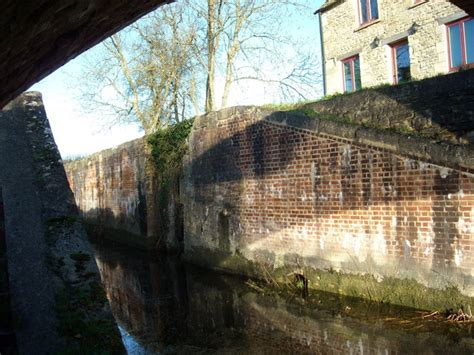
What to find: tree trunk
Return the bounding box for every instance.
[205,0,217,112]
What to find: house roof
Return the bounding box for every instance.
[316,0,474,15]
[315,0,344,14]
[450,0,474,15]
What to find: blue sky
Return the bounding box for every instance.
[29,0,325,158]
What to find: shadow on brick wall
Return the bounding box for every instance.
[184,107,473,276]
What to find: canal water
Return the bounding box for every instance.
[93,243,474,354]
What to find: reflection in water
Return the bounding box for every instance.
[93,243,474,354]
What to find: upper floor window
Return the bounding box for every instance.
[359,0,379,25]
[342,55,361,93]
[391,40,411,84]
[447,17,474,70]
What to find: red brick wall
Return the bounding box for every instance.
[64,137,182,251]
[183,107,474,294]
[64,138,149,240]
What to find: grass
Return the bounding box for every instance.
[262,100,313,111]
[274,106,451,142]
[261,82,395,111]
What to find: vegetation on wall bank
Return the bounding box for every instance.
[147,119,194,244]
[185,247,474,318]
[147,118,194,174]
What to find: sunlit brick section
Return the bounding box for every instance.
[183,106,474,295]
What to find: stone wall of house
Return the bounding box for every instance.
[182,106,474,298]
[65,139,182,251]
[321,0,465,94]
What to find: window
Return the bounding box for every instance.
[447,17,474,70]
[359,0,378,25]
[342,55,361,93]
[391,40,411,84]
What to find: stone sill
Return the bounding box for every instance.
[354,19,381,32]
[409,0,428,10]
[449,63,474,73]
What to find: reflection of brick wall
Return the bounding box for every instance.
[183,106,474,295]
[186,276,474,354]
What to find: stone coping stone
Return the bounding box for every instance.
[266,110,474,173]
[193,105,474,174]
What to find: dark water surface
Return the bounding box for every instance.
[93,243,474,354]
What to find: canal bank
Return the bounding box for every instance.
[65,71,474,312]
[93,241,474,354]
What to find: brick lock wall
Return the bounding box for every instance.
[64,138,182,251]
[65,138,149,239]
[183,107,474,295]
[321,0,463,94]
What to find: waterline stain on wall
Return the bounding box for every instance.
[182,105,474,308]
[65,73,474,310]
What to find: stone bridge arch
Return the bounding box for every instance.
[0,0,172,109]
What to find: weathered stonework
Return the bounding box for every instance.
[65,139,181,251]
[304,68,474,144]
[65,139,148,243]
[0,93,123,353]
[182,105,474,303]
[320,0,465,94]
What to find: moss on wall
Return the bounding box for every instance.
[185,246,474,313]
[55,282,124,354]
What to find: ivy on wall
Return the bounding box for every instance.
[147,118,194,173]
[147,119,194,248]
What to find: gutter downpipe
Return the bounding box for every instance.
[314,8,327,97]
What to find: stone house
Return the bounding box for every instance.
[316,0,473,95]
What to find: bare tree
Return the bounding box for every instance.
[76,0,321,131]
[77,2,199,134]
[189,0,321,110]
